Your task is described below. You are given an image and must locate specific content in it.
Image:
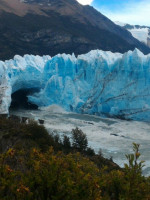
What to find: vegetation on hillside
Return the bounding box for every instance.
[0,116,150,200]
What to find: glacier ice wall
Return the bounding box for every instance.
[1,49,150,121]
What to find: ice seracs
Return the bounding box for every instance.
[1,49,150,121]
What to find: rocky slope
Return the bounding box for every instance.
[0,0,150,60]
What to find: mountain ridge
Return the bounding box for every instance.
[0,0,150,60]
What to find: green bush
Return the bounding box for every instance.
[72,127,88,152]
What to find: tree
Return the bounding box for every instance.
[72,127,88,152]
[123,143,146,200]
[63,135,71,152]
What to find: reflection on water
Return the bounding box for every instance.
[10,105,150,176]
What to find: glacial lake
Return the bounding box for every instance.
[10,105,150,176]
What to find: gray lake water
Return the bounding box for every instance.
[10,105,150,176]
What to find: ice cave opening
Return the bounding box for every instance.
[9,88,40,110]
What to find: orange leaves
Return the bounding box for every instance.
[16,184,30,194]
[5,165,13,173]
[32,148,39,155]
[136,152,141,158]
[7,148,15,157]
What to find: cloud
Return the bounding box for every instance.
[77,0,93,5]
[96,0,150,26]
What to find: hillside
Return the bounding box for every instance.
[0,0,150,60]
[0,116,150,200]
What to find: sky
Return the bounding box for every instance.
[77,0,150,26]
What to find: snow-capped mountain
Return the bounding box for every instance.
[115,21,150,48]
[0,0,150,61]
[1,49,150,121]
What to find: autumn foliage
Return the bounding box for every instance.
[0,117,150,200]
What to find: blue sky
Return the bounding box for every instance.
[77,0,150,26]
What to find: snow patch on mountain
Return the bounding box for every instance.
[115,21,150,48]
[129,28,149,44]
[115,21,127,27]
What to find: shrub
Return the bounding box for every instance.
[0,148,102,200]
[72,127,88,152]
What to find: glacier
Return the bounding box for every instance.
[1,48,150,121]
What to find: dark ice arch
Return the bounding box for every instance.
[10,88,40,110]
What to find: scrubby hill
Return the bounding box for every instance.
[0,116,150,199]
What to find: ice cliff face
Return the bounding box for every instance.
[1,49,150,121]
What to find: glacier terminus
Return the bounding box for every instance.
[1,48,150,121]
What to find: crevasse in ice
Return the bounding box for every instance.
[1,48,150,121]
